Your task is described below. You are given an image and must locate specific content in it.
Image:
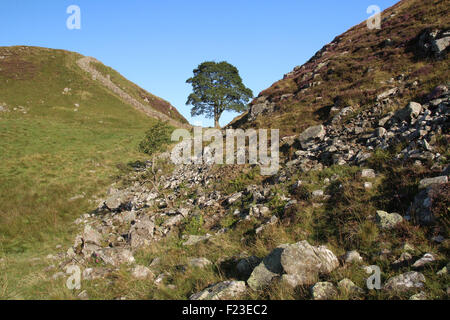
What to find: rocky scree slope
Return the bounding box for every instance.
[44,84,449,300]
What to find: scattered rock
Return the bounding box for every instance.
[409,291,427,300]
[280,241,339,287]
[96,248,135,267]
[376,210,403,229]
[236,256,262,280]
[131,265,154,279]
[247,245,286,290]
[297,125,326,149]
[361,169,376,178]
[343,250,363,264]
[412,253,436,268]
[383,272,426,292]
[337,278,364,296]
[419,176,448,189]
[188,257,212,269]
[311,282,338,300]
[190,281,247,300]
[183,234,212,246]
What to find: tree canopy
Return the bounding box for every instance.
[186,61,253,128]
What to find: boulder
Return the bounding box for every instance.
[337,279,364,296]
[310,282,338,300]
[361,169,376,178]
[236,256,262,280]
[82,225,103,246]
[412,253,436,268]
[249,97,276,120]
[188,257,212,269]
[104,189,131,211]
[343,250,363,264]
[83,267,112,281]
[383,272,425,292]
[190,281,247,300]
[375,210,403,229]
[96,248,135,267]
[131,265,154,280]
[280,241,339,287]
[183,234,212,246]
[129,216,155,249]
[297,125,326,149]
[419,176,448,189]
[247,245,286,290]
[395,102,423,123]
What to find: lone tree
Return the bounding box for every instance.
[186,61,253,128]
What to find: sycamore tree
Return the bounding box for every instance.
[186,61,253,128]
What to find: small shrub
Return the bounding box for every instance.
[183,215,205,236]
[138,122,173,156]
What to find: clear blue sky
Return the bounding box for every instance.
[0,0,399,127]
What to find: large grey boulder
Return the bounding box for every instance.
[396,102,422,123]
[247,245,286,290]
[280,241,339,287]
[383,272,425,292]
[248,241,339,290]
[419,176,448,189]
[190,281,247,300]
[418,29,450,58]
[236,256,262,280]
[297,125,326,149]
[376,210,403,229]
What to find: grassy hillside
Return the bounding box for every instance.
[230,0,449,135]
[0,46,181,293]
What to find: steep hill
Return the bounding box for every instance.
[0,46,189,128]
[0,46,187,255]
[230,0,449,136]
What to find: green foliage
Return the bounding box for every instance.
[186,61,253,127]
[138,122,173,156]
[183,215,206,236]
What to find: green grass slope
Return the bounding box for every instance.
[0,46,177,256]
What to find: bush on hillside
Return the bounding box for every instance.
[139,122,173,156]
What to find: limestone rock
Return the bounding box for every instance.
[188,257,212,269]
[383,272,425,292]
[247,245,286,290]
[376,210,403,229]
[190,281,247,300]
[297,125,326,149]
[311,282,338,300]
[131,265,154,279]
[280,241,339,287]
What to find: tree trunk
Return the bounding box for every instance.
[214,116,220,129]
[214,106,221,129]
